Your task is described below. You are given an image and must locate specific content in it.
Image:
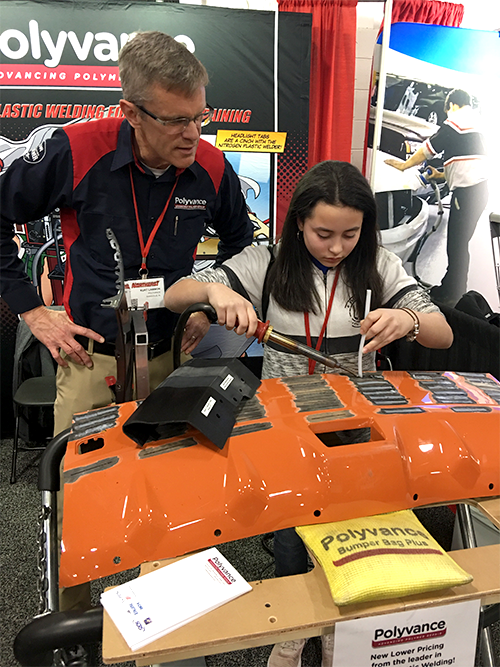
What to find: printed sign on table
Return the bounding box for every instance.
[333,599,480,667]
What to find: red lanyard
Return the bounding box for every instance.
[129,164,181,277]
[304,268,340,374]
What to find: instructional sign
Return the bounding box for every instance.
[332,599,480,667]
[216,130,287,153]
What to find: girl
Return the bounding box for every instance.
[166,160,453,667]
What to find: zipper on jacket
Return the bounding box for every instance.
[174,215,178,236]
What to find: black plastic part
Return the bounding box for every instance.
[37,428,71,492]
[173,302,218,370]
[122,358,260,449]
[13,608,103,667]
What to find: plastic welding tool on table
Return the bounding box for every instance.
[174,303,355,376]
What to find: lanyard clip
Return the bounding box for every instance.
[139,258,148,279]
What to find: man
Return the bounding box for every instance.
[0,31,253,434]
[385,88,488,306]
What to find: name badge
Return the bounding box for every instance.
[124,277,165,309]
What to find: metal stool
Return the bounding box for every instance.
[11,375,56,484]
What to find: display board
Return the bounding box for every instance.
[0,0,310,300]
[367,22,500,310]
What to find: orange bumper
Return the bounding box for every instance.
[60,371,500,586]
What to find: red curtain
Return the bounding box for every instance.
[278,0,357,167]
[390,0,464,27]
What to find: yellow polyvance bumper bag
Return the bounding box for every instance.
[296,510,472,606]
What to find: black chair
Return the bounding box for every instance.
[381,302,500,380]
[10,319,57,484]
[490,212,500,310]
[11,376,57,483]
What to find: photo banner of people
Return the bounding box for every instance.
[367,22,500,311]
[0,0,310,304]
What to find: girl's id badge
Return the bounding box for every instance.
[124,277,165,309]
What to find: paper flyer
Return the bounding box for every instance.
[101,547,252,651]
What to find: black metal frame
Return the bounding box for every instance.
[14,430,103,667]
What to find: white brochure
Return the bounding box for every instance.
[101,547,252,651]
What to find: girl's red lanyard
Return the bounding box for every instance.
[129,164,181,277]
[304,268,340,375]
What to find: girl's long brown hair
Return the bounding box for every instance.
[269,160,383,320]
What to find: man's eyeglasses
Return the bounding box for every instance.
[134,103,214,134]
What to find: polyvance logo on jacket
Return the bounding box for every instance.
[174,196,207,210]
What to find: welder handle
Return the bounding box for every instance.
[173,302,218,369]
[38,428,71,493]
[173,303,271,369]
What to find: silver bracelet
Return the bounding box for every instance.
[400,307,420,342]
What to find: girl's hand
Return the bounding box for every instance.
[360,308,415,353]
[206,283,259,337]
[181,311,211,354]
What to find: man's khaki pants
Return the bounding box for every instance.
[56,345,187,611]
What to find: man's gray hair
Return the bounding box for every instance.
[119,31,209,103]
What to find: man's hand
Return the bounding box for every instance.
[21,306,105,368]
[384,158,406,171]
[385,146,427,172]
[425,166,445,181]
[181,311,212,354]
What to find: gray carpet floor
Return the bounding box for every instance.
[1,438,499,667]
